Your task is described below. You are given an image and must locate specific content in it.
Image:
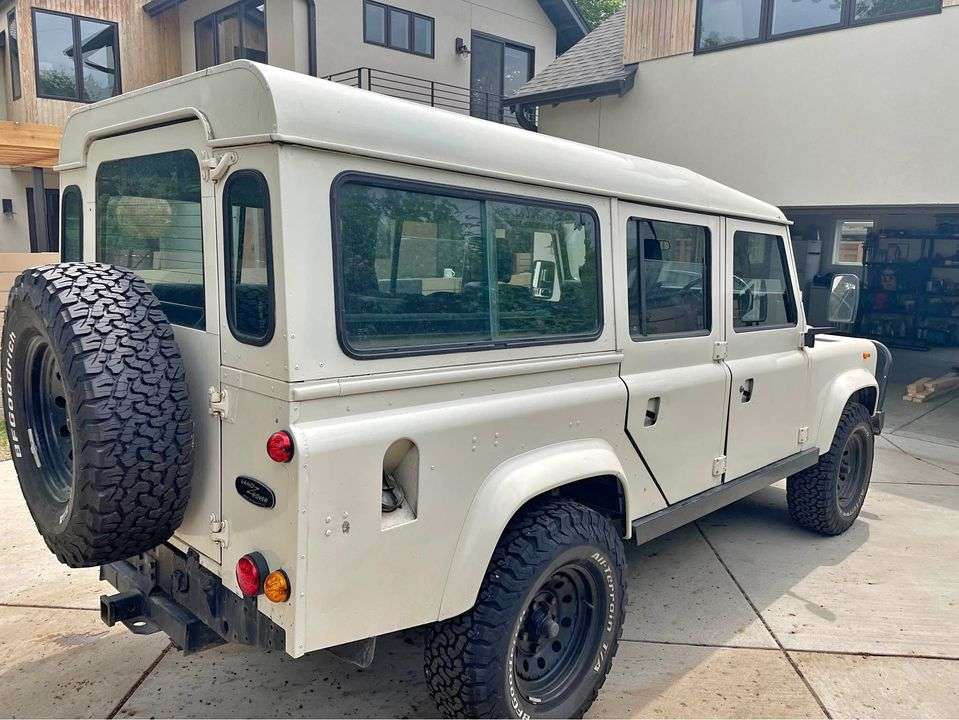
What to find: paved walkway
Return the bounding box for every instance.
[1,433,957,719]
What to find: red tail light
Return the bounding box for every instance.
[236,552,269,597]
[266,431,294,463]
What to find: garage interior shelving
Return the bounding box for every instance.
[857,230,959,350]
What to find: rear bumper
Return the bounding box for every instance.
[100,544,285,655]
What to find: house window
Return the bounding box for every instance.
[696,0,941,52]
[32,9,121,102]
[7,9,22,100]
[833,220,873,266]
[363,1,434,58]
[195,1,267,71]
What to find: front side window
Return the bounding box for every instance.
[363,1,434,57]
[698,0,941,51]
[7,10,22,100]
[33,9,120,102]
[224,171,275,345]
[195,1,267,71]
[627,219,711,338]
[96,151,205,329]
[335,178,601,356]
[61,186,83,262]
[732,232,797,330]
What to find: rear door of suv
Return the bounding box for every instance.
[87,121,223,564]
[617,202,730,503]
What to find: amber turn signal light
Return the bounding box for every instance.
[264,569,291,603]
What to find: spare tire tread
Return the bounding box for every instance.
[4,263,194,568]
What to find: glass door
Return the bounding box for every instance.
[470,33,534,125]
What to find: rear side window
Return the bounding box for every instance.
[334,177,601,356]
[627,218,710,338]
[60,185,83,262]
[732,231,797,330]
[96,150,205,329]
[224,171,275,345]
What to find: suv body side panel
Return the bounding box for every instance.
[288,365,659,653]
[807,335,879,452]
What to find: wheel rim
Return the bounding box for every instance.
[837,429,869,513]
[21,335,74,509]
[513,562,606,706]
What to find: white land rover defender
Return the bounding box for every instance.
[4,62,890,719]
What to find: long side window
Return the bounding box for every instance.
[627,218,710,339]
[7,10,22,100]
[335,179,601,356]
[732,231,797,330]
[96,150,205,329]
[224,171,275,345]
[61,186,83,262]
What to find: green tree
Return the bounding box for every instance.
[576,0,625,29]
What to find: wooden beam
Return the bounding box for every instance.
[0,121,62,169]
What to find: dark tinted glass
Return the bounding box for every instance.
[413,15,433,55]
[627,219,710,338]
[772,0,843,34]
[732,232,797,330]
[490,201,600,340]
[225,172,274,344]
[216,5,242,62]
[8,11,22,100]
[242,3,267,62]
[34,11,78,99]
[61,186,83,262]
[364,2,387,44]
[96,151,205,329]
[389,8,411,50]
[78,19,119,102]
[698,0,763,49]
[855,0,938,20]
[336,181,602,355]
[337,183,489,352]
[195,15,216,70]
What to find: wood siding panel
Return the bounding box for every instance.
[6,0,181,128]
[624,0,696,64]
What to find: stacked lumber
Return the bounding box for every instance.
[904,370,959,404]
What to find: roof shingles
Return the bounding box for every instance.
[510,8,632,105]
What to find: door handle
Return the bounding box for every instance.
[740,379,754,404]
[644,397,661,427]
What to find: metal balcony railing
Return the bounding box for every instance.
[324,68,523,127]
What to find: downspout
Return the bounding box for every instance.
[304,0,317,76]
[514,103,539,133]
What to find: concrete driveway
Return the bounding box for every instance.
[1,425,957,718]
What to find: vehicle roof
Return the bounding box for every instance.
[59,61,787,225]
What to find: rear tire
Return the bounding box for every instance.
[2,263,194,568]
[787,402,874,536]
[425,498,626,719]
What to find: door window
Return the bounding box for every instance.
[224,171,275,345]
[96,150,205,329]
[627,218,710,338]
[732,231,797,330]
[470,34,534,125]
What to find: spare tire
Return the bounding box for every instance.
[2,263,194,568]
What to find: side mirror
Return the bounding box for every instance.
[531,260,556,300]
[828,274,860,325]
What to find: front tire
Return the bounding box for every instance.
[788,402,874,536]
[425,498,626,719]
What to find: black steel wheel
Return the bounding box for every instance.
[788,402,875,536]
[3,263,194,567]
[425,498,626,719]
